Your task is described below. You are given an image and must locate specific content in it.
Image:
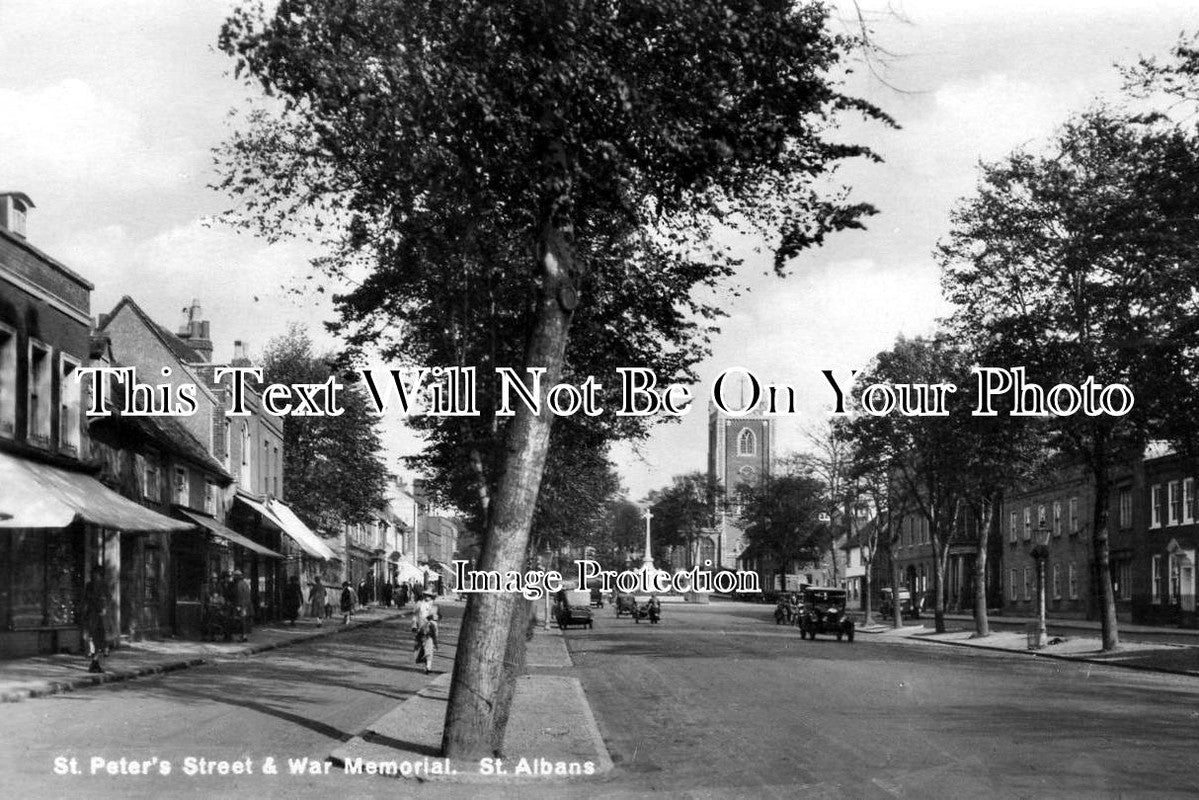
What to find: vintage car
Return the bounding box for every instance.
[879,588,916,620]
[614,591,638,617]
[589,586,605,608]
[797,587,854,642]
[554,589,594,629]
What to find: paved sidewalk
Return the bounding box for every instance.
[0,605,407,703]
[859,621,1199,677]
[329,626,612,782]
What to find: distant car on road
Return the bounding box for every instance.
[879,588,916,620]
[614,592,638,618]
[589,586,604,608]
[797,587,854,642]
[554,588,594,629]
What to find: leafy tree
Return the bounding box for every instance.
[217,0,891,755]
[739,474,831,581]
[842,335,976,633]
[260,324,391,531]
[648,471,719,568]
[938,110,1199,649]
[790,423,858,586]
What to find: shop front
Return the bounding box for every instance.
[0,451,192,659]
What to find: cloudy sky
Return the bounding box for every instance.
[1,1,1195,499]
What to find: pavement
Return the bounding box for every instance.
[0,605,407,703]
[856,615,1199,677]
[329,624,613,783]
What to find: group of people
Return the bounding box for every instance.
[279,574,429,628]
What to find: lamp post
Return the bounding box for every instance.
[1030,522,1052,650]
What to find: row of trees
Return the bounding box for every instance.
[840,36,1199,648]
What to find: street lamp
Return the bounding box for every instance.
[1029,522,1052,650]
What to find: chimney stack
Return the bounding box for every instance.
[231,340,252,367]
[175,299,213,362]
[0,192,34,239]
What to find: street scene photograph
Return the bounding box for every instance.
[5,1,1199,798]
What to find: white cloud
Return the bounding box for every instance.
[0,79,197,196]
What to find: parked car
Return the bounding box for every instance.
[589,586,604,608]
[554,589,594,629]
[797,587,854,642]
[614,592,638,618]
[879,588,916,620]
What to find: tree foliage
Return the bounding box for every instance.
[260,324,391,531]
[739,473,830,573]
[648,471,719,565]
[217,0,891,755]
[938,108,1199,648]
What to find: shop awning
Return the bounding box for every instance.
[235,495,335,561]
[178,509,284,559]
[0,450,193,532]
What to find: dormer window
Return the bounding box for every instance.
[10,201,26,238]
[0,193,33,239]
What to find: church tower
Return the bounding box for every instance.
[707,400,772,569]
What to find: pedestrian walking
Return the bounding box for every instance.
[340,581,355,624]
[234,570,253,642]
[412,590,439,674]
[309,576,327,627]
[381,580,393,607]
[283,575,304,626]
[412,590,439,650]
[397,583,409,607]
[357,578,368,607]
[81,564,109,673]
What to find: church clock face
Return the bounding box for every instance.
[738,465,756,480]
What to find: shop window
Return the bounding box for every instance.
[27,339,52,447]
[1151,485,1163,529]
[1168,481,1182,526]
[1068,563,1078,600]
[0,322,16,437]
[1152,555,1162,604]
[1118,488,1132,530]
[1051,563,1061,599]
[1052,501,1062,537]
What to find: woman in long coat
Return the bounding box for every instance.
[309,577,327,627]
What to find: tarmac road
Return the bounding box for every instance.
[553,600,1199,798]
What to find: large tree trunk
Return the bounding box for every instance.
[1090,447,1119,652]
[441,198,577,758]
[972,497,994,638]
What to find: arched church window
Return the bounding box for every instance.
[737,427,756,456]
